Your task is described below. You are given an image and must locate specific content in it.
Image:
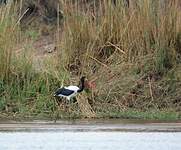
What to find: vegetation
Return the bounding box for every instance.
[0,0,181,120]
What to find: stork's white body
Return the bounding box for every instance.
[54,76,86,102]
[57,86,80,100]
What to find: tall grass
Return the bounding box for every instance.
[60,0,180,69]
[0,4,60,118]
[58,0,181,114]
[0,4,15,81]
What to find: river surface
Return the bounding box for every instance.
[0,119,181,150]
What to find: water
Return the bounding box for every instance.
[0,120,181,150]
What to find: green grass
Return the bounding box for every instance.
[98,109,180,120]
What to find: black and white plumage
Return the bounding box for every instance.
[54,76,86,101]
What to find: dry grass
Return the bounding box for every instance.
[0,4,16,81]
[56,0,181,117]
[77,93,96,118]
[58,0,181,71]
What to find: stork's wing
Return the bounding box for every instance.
[54,87,74,96]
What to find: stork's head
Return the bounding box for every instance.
[80,76,96,90]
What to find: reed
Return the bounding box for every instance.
[59,0,181,69]
[58,0,181,117]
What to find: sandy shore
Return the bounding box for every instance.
[0,119,181,132]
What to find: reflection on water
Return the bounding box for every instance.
[0,132,181,150]
[0,120,181,150]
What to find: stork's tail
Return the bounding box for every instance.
[53,92,58,97]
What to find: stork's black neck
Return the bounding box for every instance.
[77,77,85,93]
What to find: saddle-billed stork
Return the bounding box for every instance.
[53,76,87,102]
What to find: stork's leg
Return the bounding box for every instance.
[67,97,71,113]
[54,96,63,105]
[62,98,67,111]
[72,97,77,103]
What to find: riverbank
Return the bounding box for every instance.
[0,119,181,132]
[0,109,180,121]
